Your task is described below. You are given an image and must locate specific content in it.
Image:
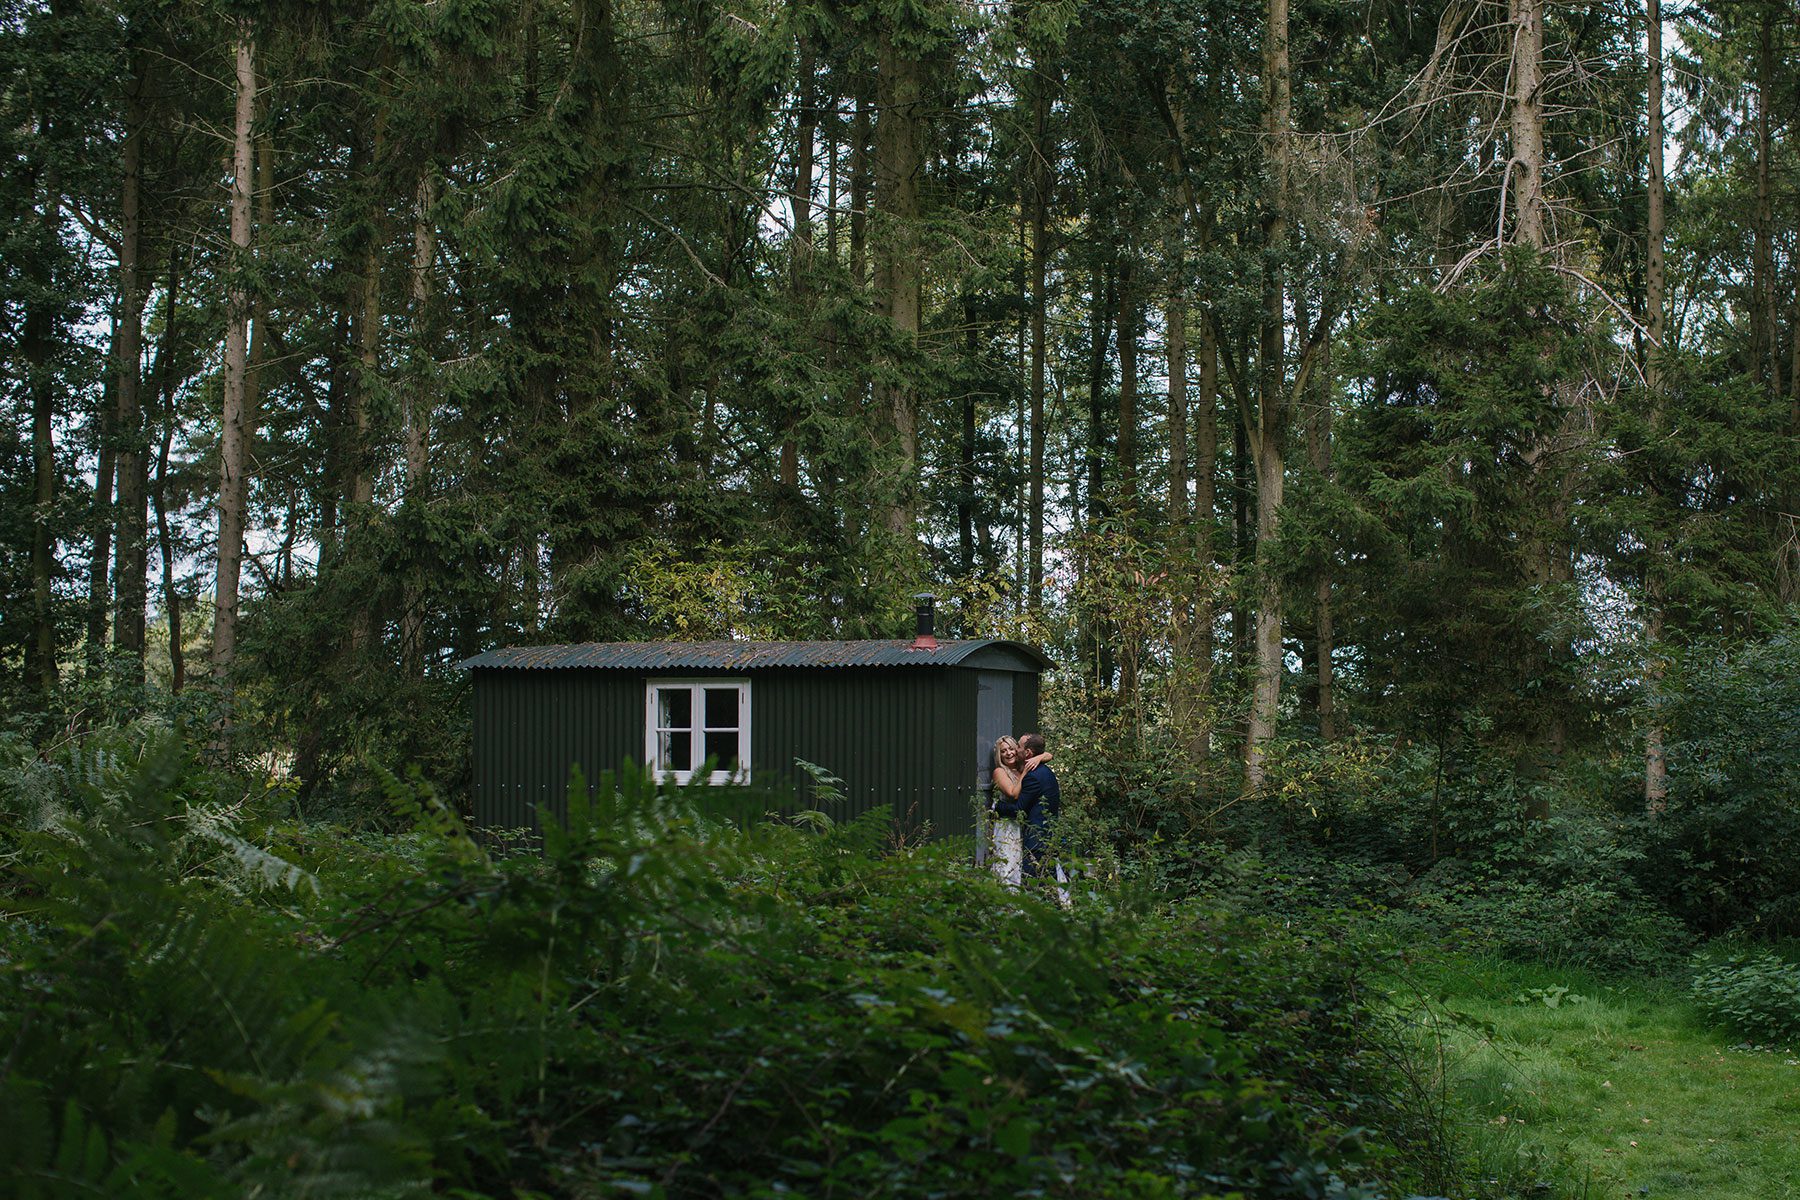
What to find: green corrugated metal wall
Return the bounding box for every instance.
[472,669,643,834]
[472,664,1040,839]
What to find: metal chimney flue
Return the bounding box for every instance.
[910,593,938,650]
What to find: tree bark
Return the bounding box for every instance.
[350,166,382,512]
[849,86,869,288]
[1751,4,1777,390]
[27,283,59,699]
[211,25,256,691]
[18,98,62,700]
[873,28,922,541]
[1166,203,1188,535]
[344,115,386,655]
[1118,261,1139,519]
[1027,66,1052,611]
[88,370,116,671]
[1190,235,1220,766]
[1084,257,1117,692]
[405,166,435,490]
[1785,311,1800,607]
[318,307,350,546]
[825,92,838,265]
[1308,331,1336,741]
[152,250,183,692]
[959,314,977,579]
[1508,0,1546,249]
[400,163,438,674]
[112,65,150,672]
[781,33,816,490]
[1245,0,1292,793]
[1644,0,1670,810]
[1086,263,1114,532]
[1231,385,1251,681]
[1117,261,1141,706]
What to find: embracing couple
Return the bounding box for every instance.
[988,733,1061,893]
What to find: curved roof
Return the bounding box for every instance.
[460,638,1052,672]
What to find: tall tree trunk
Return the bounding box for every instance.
[782,34,816,491]
[825,93,838,265]
[211,25,256,690]
[959,314,977,579]
[318,307,350,546]
[401,163,438,674]
[1166,197,1189,536]
[1508,0,1546,249]
[1117,261,1139,519]
[873,29,922,541]
[1085,261,1116,691]
[345,120,385,656]
[1751,4,1777,390]
[1086,264,1114,532]
[18,96,64,701]
[1190,240,1220,766]
[1164,176,1200,751]
[789,35,817,282]
[26,250,60,697]
[350,175,382,512]
[1644,0,1670,810]
[112,66,150,673]
[1231,386,1251,681]
[1245,0,1292,793]
[1027,67,1051,611]
[1308,332,1337,741]
[404,167,435,490]
[88,368,116,670]
[849,86,869,288]
[1117,263,1141,707]
[152,251,183,692]
[1511,0,1569,793]
[1785,311,1800,606]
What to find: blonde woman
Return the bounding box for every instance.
[989,735,1051,890]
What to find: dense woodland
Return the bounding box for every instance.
[4,0,1798,796]
[4,0,1800,1195]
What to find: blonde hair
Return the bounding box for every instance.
[993,735,1020,767]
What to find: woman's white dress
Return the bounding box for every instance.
[990,816,1023,890]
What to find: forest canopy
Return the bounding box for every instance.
[2,0,1796,805]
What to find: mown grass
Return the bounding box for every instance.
[1392,954,1800,1199]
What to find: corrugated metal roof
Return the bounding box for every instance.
[460,638,1052,672]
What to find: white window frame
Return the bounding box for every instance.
[644,678,751,784]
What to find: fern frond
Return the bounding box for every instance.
[184,810,320,897]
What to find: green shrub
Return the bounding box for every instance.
[1,724,1440,1198]
[1689,947,1800,1045]
[1643,625,1800,939]
[1396,854,1689,976]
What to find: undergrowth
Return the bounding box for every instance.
[2,723,1445,1199]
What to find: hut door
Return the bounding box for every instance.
[974,671,1014,865]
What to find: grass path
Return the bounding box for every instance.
[1403,956,1800,1199]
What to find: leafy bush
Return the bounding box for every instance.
[1397,862,1688,976]
[1689,947,1800,1045]
[1,725,1440,1198]
[1640,625,1800,939]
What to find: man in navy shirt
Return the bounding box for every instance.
[1016,732,1060,879]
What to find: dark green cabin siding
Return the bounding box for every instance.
[471,664,1041,839]
[472,669,643,833]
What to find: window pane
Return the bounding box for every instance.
[704,730,739,771]
[703,687,738,729]
[659,730,692,771]
[658,687,692,730]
